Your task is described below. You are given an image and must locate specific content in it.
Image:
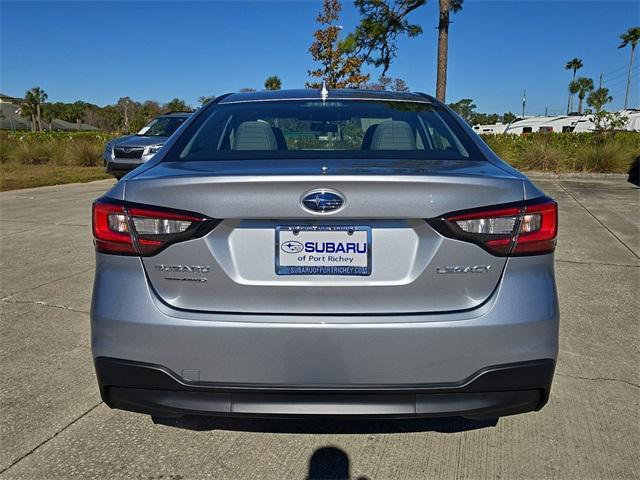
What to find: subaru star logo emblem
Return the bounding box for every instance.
[301,189,345,214]
[281,240,304,254]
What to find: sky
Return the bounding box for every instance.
[1,0,638,115]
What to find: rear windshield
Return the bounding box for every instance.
[164,100,484,161]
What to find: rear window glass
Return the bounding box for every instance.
[164,100,484,162]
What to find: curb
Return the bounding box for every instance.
[524,172,628,179]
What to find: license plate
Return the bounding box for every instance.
[276,225,371,276]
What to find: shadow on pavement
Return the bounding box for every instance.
[151,415,498,434]
[306,446,366,480]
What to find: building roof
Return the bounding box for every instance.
[0,101,99,131]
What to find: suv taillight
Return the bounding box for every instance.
[92,198,217,255]
[429,197,558,256]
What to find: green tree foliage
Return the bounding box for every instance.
[198,95,215,105]
[23,87,48,131]
[307,0,369,88]
[564,58,583,113]
[264,76,282,90]
[618,27,640,109]
[25,93,174,133]
[345,0,424,77]
[163,98,191,113]
[587,87,613,113]
[586,87,627,132]
[96,106,124,132]
[570,77,594,115]
[448,98,476,122]
[19,102,37,132]
[448,98,516,125]
[502,112,517,124]
[116,97,133,131]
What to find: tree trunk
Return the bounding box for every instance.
[123,104,129,132]
[569,69,577,113]
[36,103,41,132]
[436,0,449,102]
[31,114,36,132]
[624,45,635,110]
[578,96,584,115]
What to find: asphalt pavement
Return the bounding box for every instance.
[0,175,638,480]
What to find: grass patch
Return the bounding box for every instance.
[0,164,111,191]
[1,131,112,166]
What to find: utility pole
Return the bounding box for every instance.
[545,107,548,116]
[522,90,526,117]
[599,73,603,89]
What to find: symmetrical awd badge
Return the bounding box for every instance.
[301,189,345,214]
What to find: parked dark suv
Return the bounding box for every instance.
[103,112,190,178]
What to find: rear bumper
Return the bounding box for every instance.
[91,254,559,418]
[96,357,554,419]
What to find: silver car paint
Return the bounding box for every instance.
[123,158,527,314]
[91,253,558,385]
[92,93,558,393]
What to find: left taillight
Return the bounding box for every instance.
[92,198,216,256]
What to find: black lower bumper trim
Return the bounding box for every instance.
[95,357,555,419]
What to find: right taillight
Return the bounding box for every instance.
[429,197,558,256]
[92,197,218,256]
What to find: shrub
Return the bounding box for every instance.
[11,141,59,165]
[65,138,103,167]
[0,132,17,164]
[517,139,567,172]
[480,131,640,173]
[576,140,636,173]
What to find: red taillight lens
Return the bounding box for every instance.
[511,200,558,254]
[430,197,558,256]
[92,200,137,255]
[92,198,214,256]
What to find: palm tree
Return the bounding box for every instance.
[617,27,640,109]
[436,0,463,102]
[264,75,282,91]
[587,87,613,113]
[20,101,37,132]
[564,58,583,113]
[571,77,594,114]
[25,87,48,131]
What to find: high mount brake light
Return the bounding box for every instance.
[430,198,558,256]
[92,198,216,256]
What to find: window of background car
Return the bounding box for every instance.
[164,100,485,161]
[137,117,187,137]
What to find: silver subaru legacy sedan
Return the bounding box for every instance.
[91,89,559,421]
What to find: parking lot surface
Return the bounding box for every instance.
[1,175,638,480]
